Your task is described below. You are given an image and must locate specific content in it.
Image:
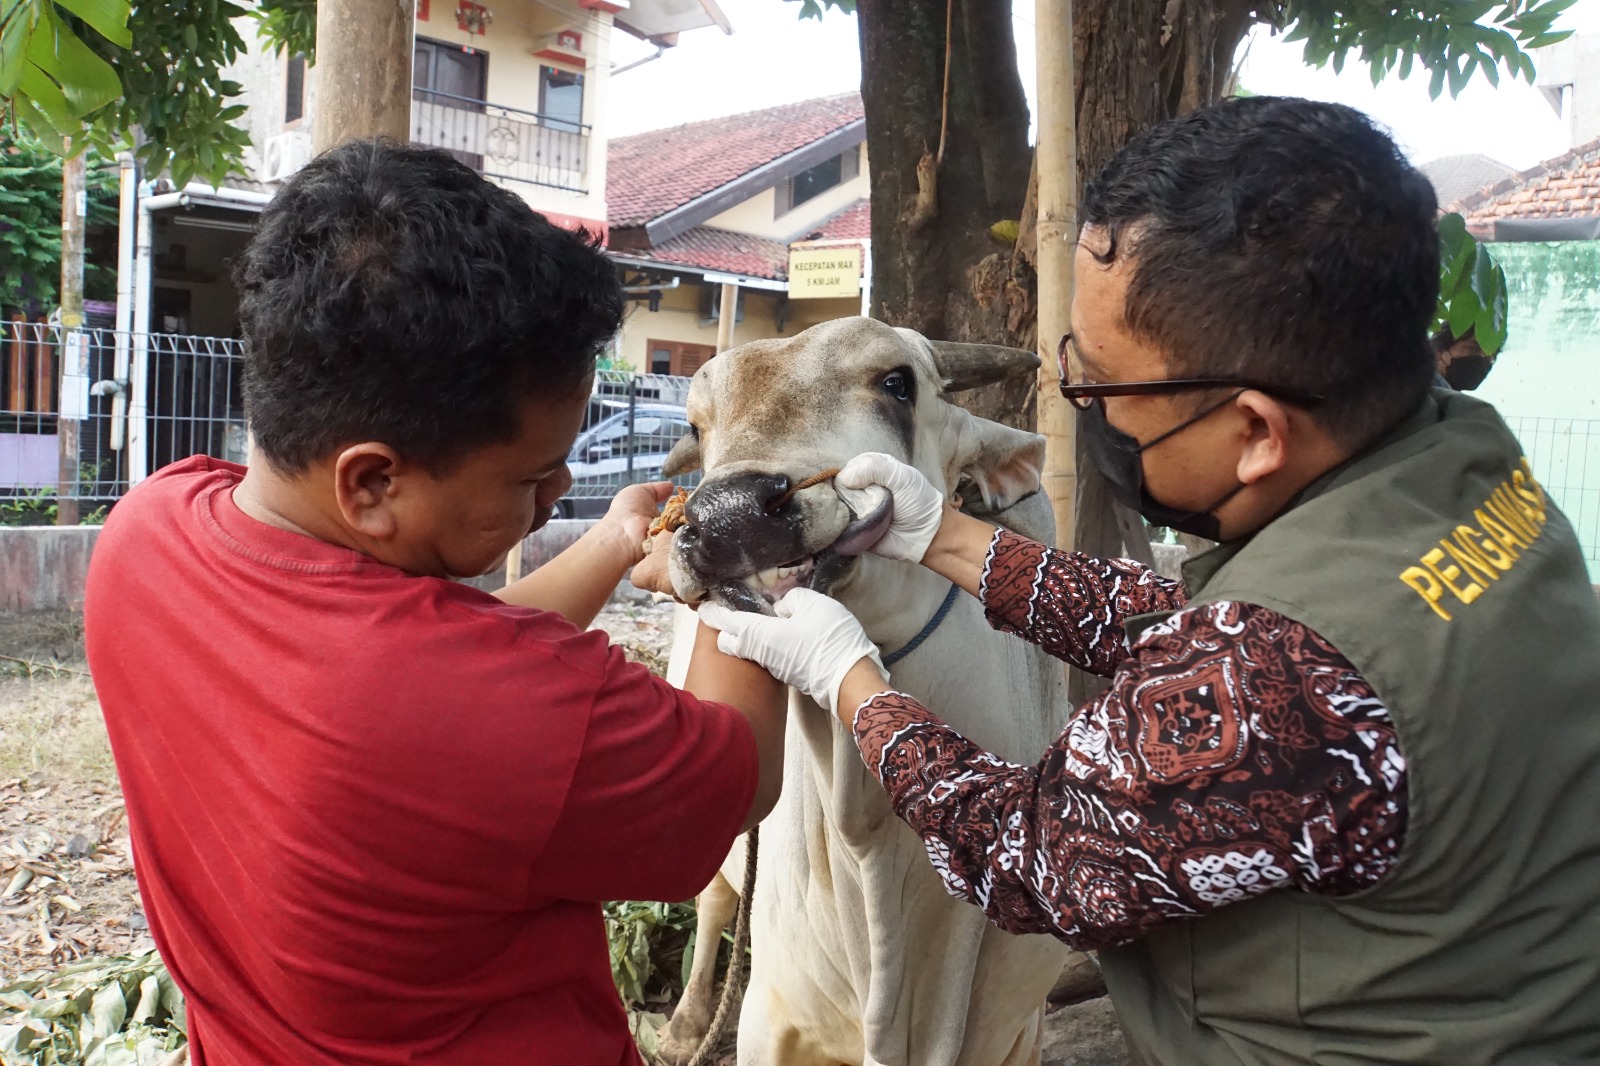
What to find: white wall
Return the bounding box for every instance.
[705,143,869,240]
[225,0,611,226]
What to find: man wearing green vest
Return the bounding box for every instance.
[698,95,1600,1063]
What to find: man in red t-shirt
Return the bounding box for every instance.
[84,141,785,1065]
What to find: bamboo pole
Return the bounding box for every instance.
[1035,0,1078,550]
[56,149,86,525]
[312,0,415,152]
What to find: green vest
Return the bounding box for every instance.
[1100,390,1600,1066]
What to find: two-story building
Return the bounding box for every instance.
[606,93,871,375]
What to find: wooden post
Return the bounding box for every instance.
[56,149,86,525]
[715,282,738,353]
[5,314,25,412]
[1035,0,1078,550]
[312,0,415,153]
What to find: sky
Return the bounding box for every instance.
[608,0,1600,169]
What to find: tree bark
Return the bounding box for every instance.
[857,0,1035,429]
[313,0,415,152]
[56,149,85,526]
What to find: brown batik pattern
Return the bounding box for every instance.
[853,533,1407,950]
[978,530,1189,677]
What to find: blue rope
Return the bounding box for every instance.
[882,582,962,668]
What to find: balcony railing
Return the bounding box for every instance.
[410,88,590,195]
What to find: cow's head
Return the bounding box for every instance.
[663,317,1044,612]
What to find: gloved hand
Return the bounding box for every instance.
[699,588,889,714]
[837,452,946,563]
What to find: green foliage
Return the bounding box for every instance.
[1277,0,1577,99]
[0,123,118,309]
[604,899,700,1010]
[1435,211,1510,356]
[789,0,854,20]
[4,0,309,192]
[78,0,254,190]
[254,0,314,59]
[0,0,132,148]
[0,950,187,1065]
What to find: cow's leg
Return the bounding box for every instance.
[735,977,851,1066]
[657,866,741,1066]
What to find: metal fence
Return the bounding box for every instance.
[1,322,695,518]
[411,88,590,195]
[2,322,247,510]
[1503,414,1600,565]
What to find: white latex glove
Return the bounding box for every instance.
[699,588,889,714]
[837,452,946,563]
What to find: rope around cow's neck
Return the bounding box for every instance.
[683,824,758,1066]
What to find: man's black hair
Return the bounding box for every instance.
[1080,96,1440,446]
[236,139,623,472]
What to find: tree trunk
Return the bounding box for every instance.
[857,0,1258,568]
[857,0,1035,430]
[56,149,86,526]
[313,0,415,152]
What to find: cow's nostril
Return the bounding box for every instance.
[681,523,700,541]
[762,476,794,516]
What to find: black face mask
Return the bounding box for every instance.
[1078,392,1246,541]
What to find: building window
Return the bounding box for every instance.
[284,54,306,124]
[540,67,584,132]
[647,339,717,377]
[776,145,859,217]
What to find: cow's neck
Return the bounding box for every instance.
[836,555,956,657]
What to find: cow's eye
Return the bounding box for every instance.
[881,369,913,403]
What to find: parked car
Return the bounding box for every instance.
[556,403,694,518]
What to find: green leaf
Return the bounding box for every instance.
[54,0,131,47]
[1429,63,1447,99]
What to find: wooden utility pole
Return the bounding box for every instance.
[313,0,415,152]
[1034,0,1078,550]
[55,148,87,526]
[715,283,738,353]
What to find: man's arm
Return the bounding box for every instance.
[844,600,1408,950]
[495,482,670,629]
[682,621,788,833]
[925,516,1189,677]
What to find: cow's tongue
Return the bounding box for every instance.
[830,489,894,557]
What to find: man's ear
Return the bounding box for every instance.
[1234,391,1291,486]
[663,432,702,477]
[943,407,1046,513]
[332,443,403,540]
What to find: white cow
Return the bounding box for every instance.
[653,317,1076,1066]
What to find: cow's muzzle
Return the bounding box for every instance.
[672,470,893,613]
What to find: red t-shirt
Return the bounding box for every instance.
[84,457,756,1065]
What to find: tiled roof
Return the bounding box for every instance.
[608,93,865,227]
[1417,153,1516,211]
[808,198,870,240]
[1450,137,1600,227]
[618,226,791,281]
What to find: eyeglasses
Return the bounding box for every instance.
[1055,333,1328,412]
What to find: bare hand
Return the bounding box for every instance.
[601,481,675,562]
[630,530,679,597]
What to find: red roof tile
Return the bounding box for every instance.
[608,93,864,227]
[617,226,791,281]
[1451,136,1600,227]
[809,198,870,240]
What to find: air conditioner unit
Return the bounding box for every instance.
[261,131,313,183]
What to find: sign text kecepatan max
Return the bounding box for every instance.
[788,246,863,299]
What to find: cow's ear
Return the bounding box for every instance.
[663,432,702,477]
[944,408,1045,513]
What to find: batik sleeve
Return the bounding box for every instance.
[851,599,1408,950]
[978,529,1189,677]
